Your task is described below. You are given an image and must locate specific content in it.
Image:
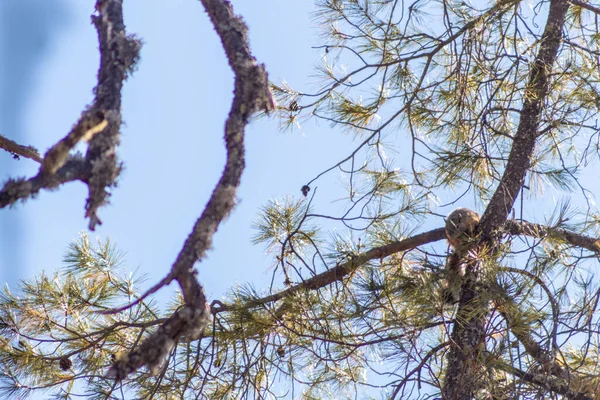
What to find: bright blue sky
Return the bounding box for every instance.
[0,1,357,301]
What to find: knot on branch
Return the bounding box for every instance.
[106,302,212,381]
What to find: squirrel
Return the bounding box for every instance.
[442,208,480,303]
[445,208,480,250]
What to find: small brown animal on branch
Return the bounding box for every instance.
[445,208,480,251]
[442,208,480,303]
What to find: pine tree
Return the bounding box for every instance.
[1,0,600,399]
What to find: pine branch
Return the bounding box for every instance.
[216,218,600,314]
[505,219,600,253]
[444,0,571,397]
[106,0,273,381]
[494,360,594,400]
[480,0,570,234]
[569,0,600,15]
[495,290,565,376]
[215,228,446,313]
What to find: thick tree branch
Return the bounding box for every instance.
[42,112,108,175]
[479,0,570,234]
[0,157,89,208]
[444,0,570,397]
[106,0,273,381]
[84,0,141,230]
[0,134,43,163]
[0,0,140,231]
[215,228,447,313]
[506,220,600,253]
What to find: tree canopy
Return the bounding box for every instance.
[1,0,600,399]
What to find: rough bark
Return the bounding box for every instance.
[0,158,90,208]
[0,0,141,231]
[505,220,600,253]
[442,0,570,397]
[0,134,43,163]
[106,0,273,381]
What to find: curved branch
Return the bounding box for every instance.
[215,228,446,313]
[0,157,89,208]
[493,360,593,400]
[0,0,141,232]
[83,0,142,230]
[106,0,273,381]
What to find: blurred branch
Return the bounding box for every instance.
[42,111,107,175]
[83,0,141,230]
[494,360,593,400]
[106,0,273,381]
[494,288,565,376]
[0,0,141,231]
[506,220,600,253]
[0,134,43,163]
[569,0,600,14]
[0,157,89,208]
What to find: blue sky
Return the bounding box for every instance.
[1,0,597,314]
[2,1,600,399]
[0,1,358,301]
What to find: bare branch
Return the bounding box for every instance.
[42,111,107,175]
[99,271,176,315]
[84,0,142,230]
[0,134,43,163]
[0,0,140,231]
[106,0,273,381]
[0,157,89,208]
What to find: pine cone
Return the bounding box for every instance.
[59,356,72,371]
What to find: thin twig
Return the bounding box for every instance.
[99,271,176,315]
[0,134,43,163]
